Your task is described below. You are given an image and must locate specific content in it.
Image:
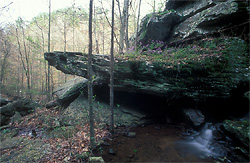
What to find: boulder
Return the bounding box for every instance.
[223,120,249,148]
[183,109,205,127]
[10,112,22,124]
[0,97,11,107]
[135,0,249,45]
[0,127,19,142]
[53,77,88,106]
[59,95,147,127]
[222,120,250,161]
[170,0,249,43]
[45,38,249,102]
[89,157,105,163]
[135,12,182,45]
[0,137,50,162]
[0,99,41,126]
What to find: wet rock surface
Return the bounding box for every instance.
[183,109,205,127]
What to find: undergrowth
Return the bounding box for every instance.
[117,37,248,71]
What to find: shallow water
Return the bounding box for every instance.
[95,125,216,162]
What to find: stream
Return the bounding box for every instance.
[94,124,223,162]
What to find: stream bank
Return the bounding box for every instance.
[94,122,249,162]
[94,124,215,162]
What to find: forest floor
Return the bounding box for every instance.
[1,106,216,162]
[0,107,111,162]
[0,105,216,163]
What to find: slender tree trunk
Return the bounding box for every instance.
[21,64,23,96]
[135,0,142,49]
[125,0,130,49]
[15,27,32,99]
[102,19,105,54]
[21,27,32,99]
[73,0,75,51]
[17,57,20,97]
[118,0,129,54]
[88,0,96,149]
[47,0,51,102]
[110,0,115,134]
[63,21,67,52]
[0,40,10,89]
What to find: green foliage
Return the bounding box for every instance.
[156,0,166,13]
[120,37,249,73]
[75,151,89,160]
[156,9,176,16]
[2,129,10,134]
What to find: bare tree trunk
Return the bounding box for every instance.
[15,27,32,99]
[102,19,105,54]
[125,9,129,49]
[47,0,51,102]
[119,0,129,54]
[72,0,75,51]
[63,21,67,52]
[0,39,11,89]
[135,0,142,49]
[94,6,99,54]
[88,0,96,149]
[110,0,115,134]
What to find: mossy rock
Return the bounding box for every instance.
[223,120,250,147]
[46,126,76,139]
[89,157,105,163]
[0,137,50,162]
[0,127,19,142]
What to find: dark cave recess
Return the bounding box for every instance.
[93,84,249,124]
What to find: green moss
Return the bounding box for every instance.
[223,120,250,147]
[0,128,19,142]
[121,37,249,75]
[46,126,76,139]
[0,137,50,162]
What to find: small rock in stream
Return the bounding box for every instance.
[127,154,134,158]
[108,148,116,155]
[89,157,105,163]
[32,129,37,137]
[99,140,110,146]
[154,126,161,130]
[126,132,136,138]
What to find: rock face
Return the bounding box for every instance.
[221,120,250,161]
[0,99,40,126]
[44,38,249,102]
[59,94,147,127]
[0,137,50,162]
[53,77,88,106]
[0,97,11,107]
[45,37,249,125]
[135,12,183,44]
[183,109,205,127]
[135,0,249,45]
[223,120,249,148]
[44,1,249,127]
